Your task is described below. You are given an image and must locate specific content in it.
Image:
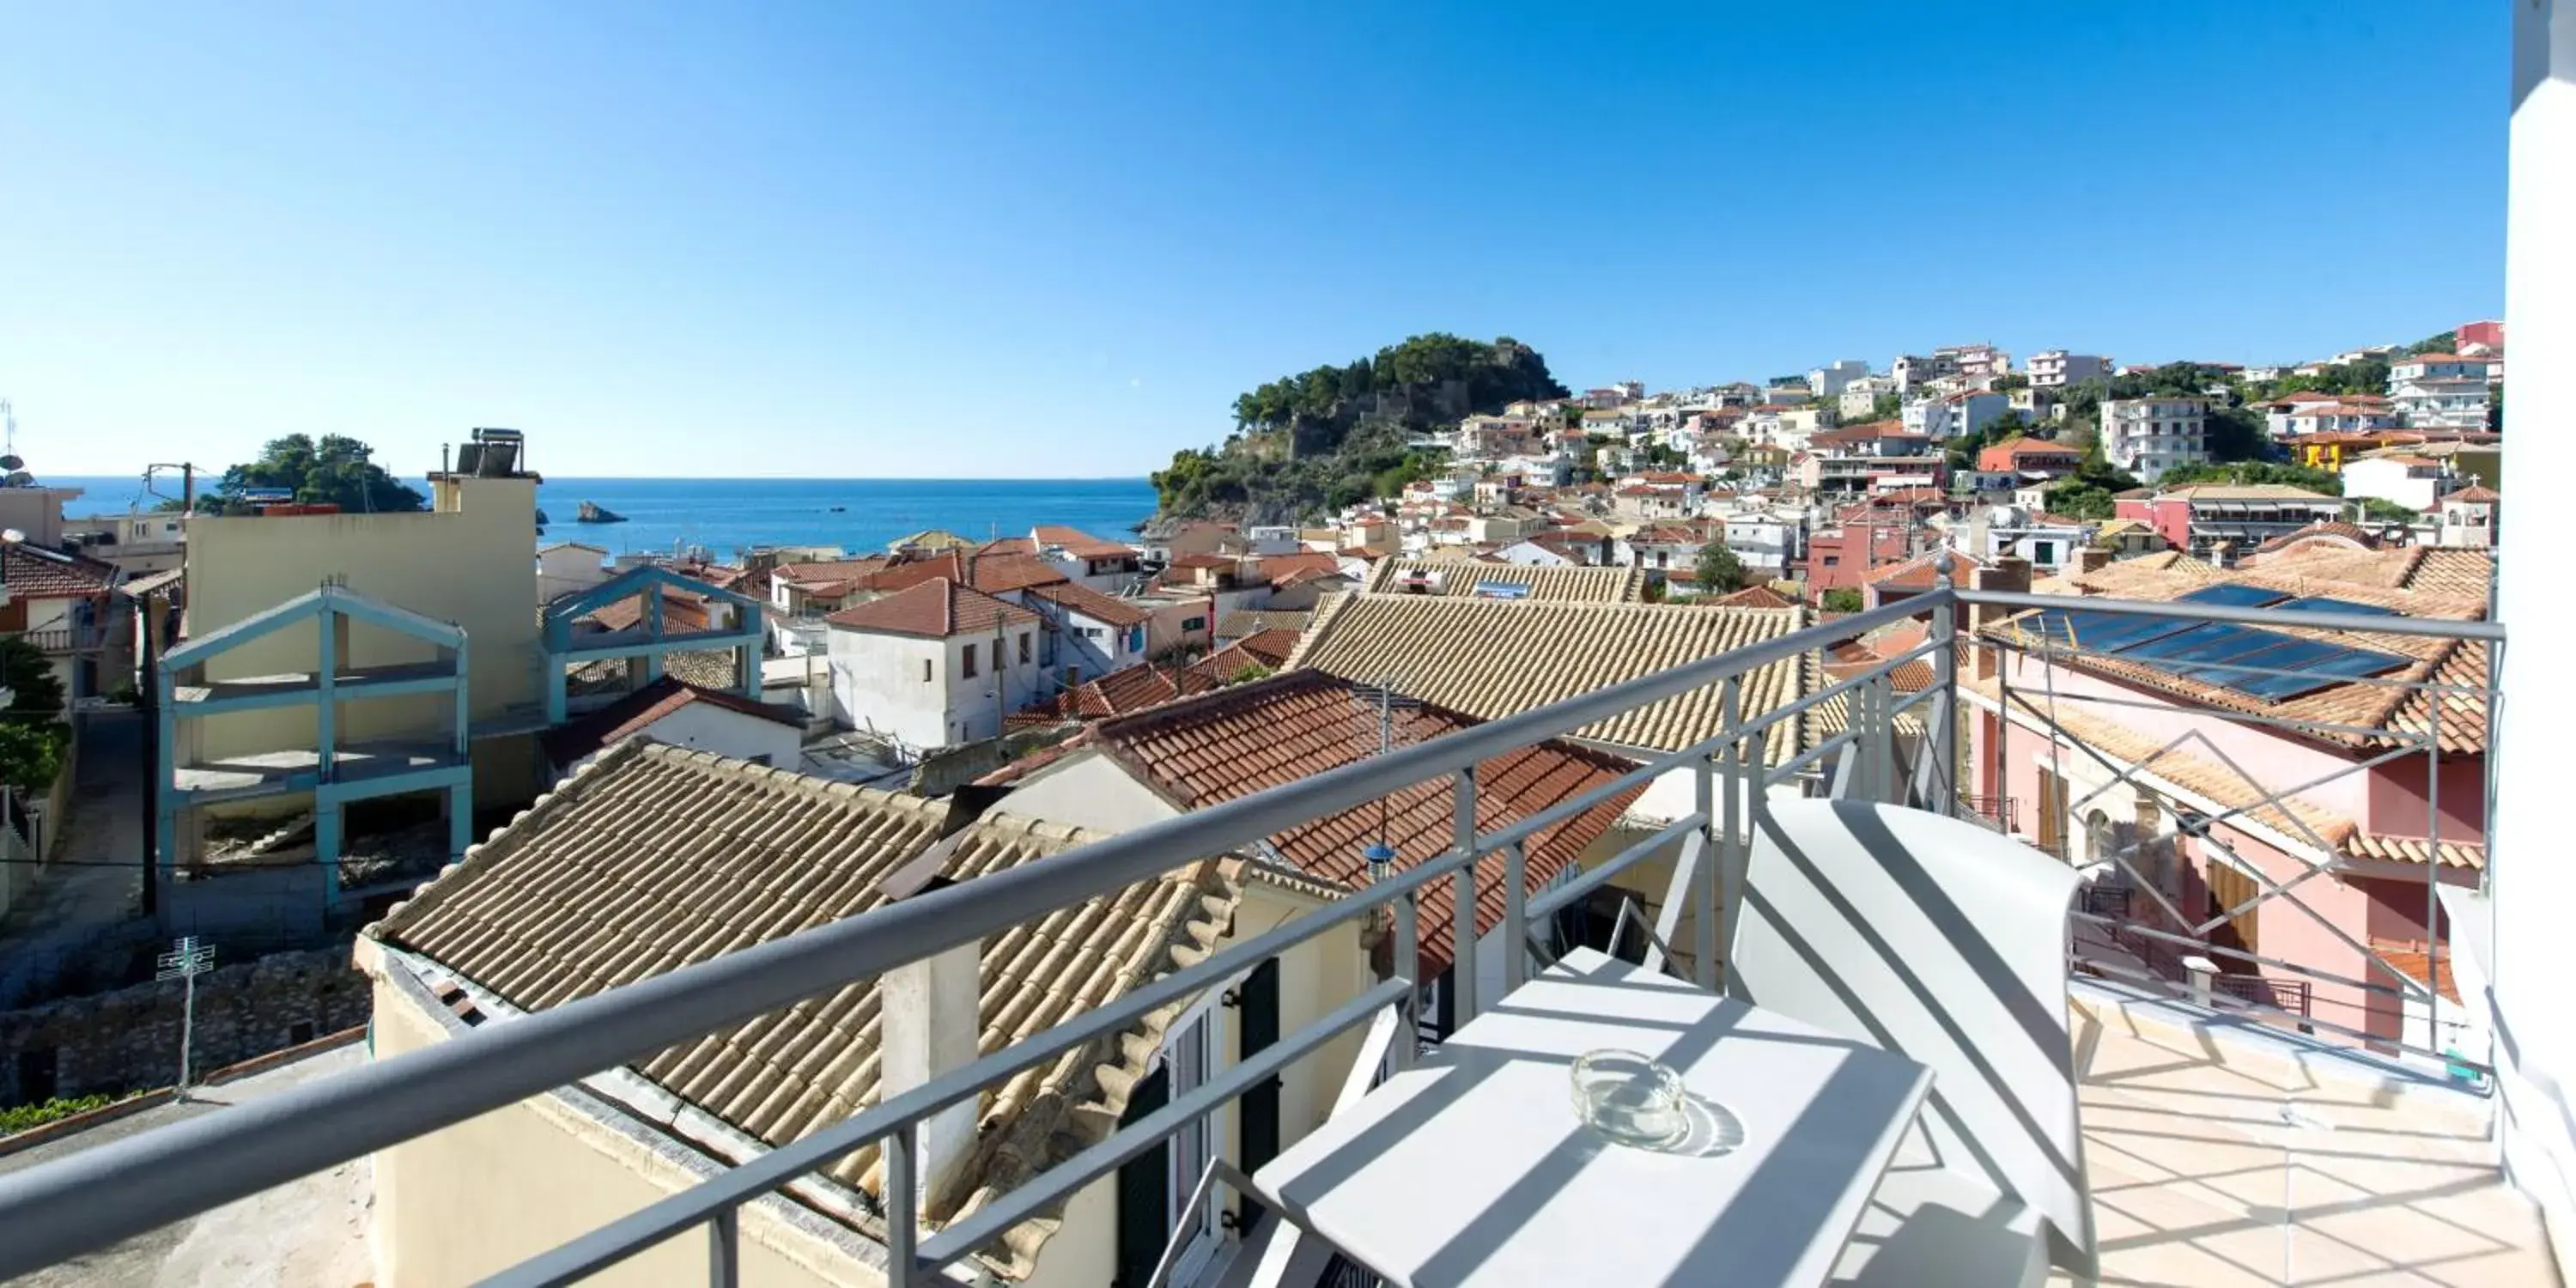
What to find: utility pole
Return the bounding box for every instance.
[137,594,159,917]
[156,936,216,1099]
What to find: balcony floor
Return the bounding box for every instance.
[2058,999,2555,1286]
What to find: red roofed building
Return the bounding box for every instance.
[822,580,1048,748]
[985,671,1647,997]
[1,538,129,701]
[1975,438,2083,478]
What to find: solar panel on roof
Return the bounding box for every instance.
[2174,635,2349,683]
[2120,623,2252,663]
[2271,596,2401,617]
[2178,584,2291,608]
[2065,613,2196,653]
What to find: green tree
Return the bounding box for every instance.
[1870,392,1902,422]
[2408,331,2458,355]
[210,434,427,515]
[2202,405,2270,463]
[0,721,65,793]
[2154,460,2342,494]
[1822,588,1865,613]
[2359,497,2421,525]
[1693,543,1746,595]
[0,637,65,721]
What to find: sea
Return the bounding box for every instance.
[42,475,1161,563]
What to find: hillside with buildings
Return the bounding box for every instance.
[1150,333,1569,521]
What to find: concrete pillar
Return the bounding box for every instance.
[2494,3,2575,1276]
[880,937,981,1213]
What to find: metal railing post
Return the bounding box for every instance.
[1704,678,1738,992]
[1450,768,1479,1027]
[1392,894,1418,1072]
[2425,709,2442,1059]
[884,1125,917,1288]
[1932,557,1959,817]
[708,1210,738,1288]
[1502,840,1528,993]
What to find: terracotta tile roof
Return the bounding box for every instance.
[1287,593,1838,763]
[1084,671,1643,975]
[969,554,1072,596]
[538,677,799,764]
[825,579,1042,639]
[775,557,895,586]
[1023,580,1151,628]
[1708,584,1795,609]
[1189,629,1298,684]
[1032,526,1137,562]
[1217,609,1311,640]
[580,589,713,634]
[1862,549,1988,591]
[2367,942,2460,1003]
[975,536,1038,557]
[368,742,1249,1276]
[2439,484,2500,504]
[1252,551,1341,587]
[2251,521,2380,555]
[2,542,121,598]
[1012,662,1212,726]
[1362,557,1647,603]
[1169,553,1236,572]
[565,647,745,698]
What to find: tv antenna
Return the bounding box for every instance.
[1348,677,1424,882]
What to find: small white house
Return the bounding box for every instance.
[539,677,805,780]
[1021,581,1152,687]
[825,579,1048,750]
[536,543,612,605]
[2340,453,2451,513]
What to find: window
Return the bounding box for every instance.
[920,658,933,683]
[1018,633,1030,664]
[1182,616,1206,632]
[962,643,979,677]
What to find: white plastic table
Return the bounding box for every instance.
[1250,947,1932,1288]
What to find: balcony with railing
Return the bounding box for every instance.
[0,574,2554,1287]
[16,623,111,654]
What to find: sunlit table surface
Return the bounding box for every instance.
[1250,948,1932,1288]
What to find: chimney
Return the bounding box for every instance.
[877,861,981,1214]
[2075,546,2111,575]
[1967,555,2032,632]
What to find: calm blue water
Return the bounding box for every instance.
[43,475,1160,562]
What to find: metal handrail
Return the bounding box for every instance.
[0,586,1934,1277]
[0,580,2511,1284]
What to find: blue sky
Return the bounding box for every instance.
[1,3,2506,480]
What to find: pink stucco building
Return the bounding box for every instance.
[1961,544,2493,1054]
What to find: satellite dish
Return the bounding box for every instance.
[0,454,22,471]
[1,529,23,544]
[1,471,30,489]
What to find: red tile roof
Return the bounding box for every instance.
[538,677,799,765]
[1170,554,1237,571]
[823,579,1041,639]
[969,554,1072,595]
[1033,526,1138,562]
[1254,551,1343,588]
[1081,671,1643,977]
[1188,629,1299,684]
[580,589,713,634]
[3,543,121,598]
[1024,580,1152,628]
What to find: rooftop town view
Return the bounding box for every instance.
[0,4,2564,1288]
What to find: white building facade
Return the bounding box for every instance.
[2099,397,2211,483]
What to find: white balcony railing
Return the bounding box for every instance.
[0,576,2510,1285]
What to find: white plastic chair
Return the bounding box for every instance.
[1729,799,2095,1285]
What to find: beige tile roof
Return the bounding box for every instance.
[1286,592,1835,764]
[1361,557,1647,603]
[369,742,1255,1278]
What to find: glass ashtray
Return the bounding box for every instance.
[1570,1048,1691,1151]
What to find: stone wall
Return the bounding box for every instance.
[1,944,367,1107]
